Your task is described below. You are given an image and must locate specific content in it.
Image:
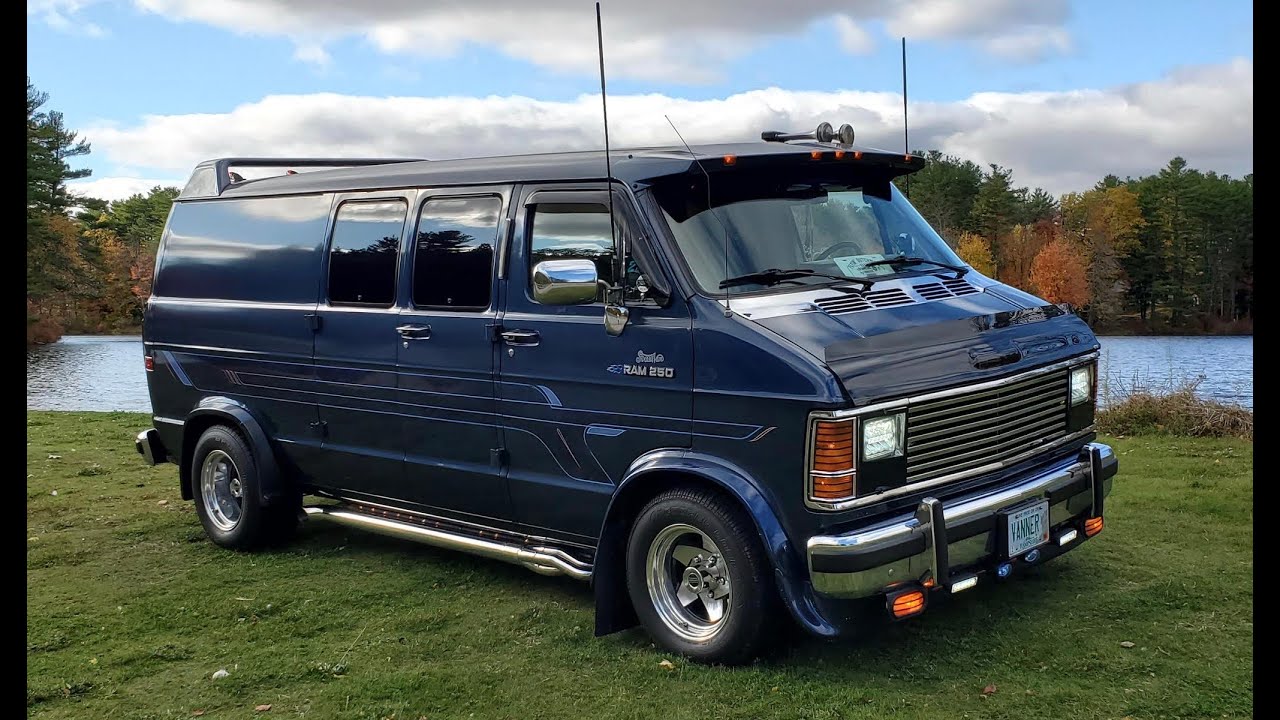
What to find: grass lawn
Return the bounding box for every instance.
[27,412,1253,719]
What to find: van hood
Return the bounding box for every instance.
[734,277,1099,405]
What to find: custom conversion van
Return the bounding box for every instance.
[135,124,1115,664]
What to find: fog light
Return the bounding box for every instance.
[887,587,927,619]
[996,563,1013,578]
[1024,548,1041,563]
[1057,529,1079,546]
[950,575,978,593]
[1084,517,1104,537]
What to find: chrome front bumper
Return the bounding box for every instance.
[807,442,1116,598]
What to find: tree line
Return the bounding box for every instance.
[26,79,1252,344]
[898,151,1253,334]
[28,79,178,344]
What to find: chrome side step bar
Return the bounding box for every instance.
[302,505,592,581]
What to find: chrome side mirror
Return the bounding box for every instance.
[531,259,599,305]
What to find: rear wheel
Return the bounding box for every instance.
[191,425,296,550]
[625,487,779,665]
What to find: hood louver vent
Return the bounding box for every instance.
[913,277,979,300]
[813,278,981,316]
[813,288,912,315]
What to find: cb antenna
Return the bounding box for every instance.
[664,115,732,317]
[595,3,618,284]
[901,36,910,198]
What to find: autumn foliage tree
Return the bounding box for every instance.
[1029,238,1090,307]
[954,232,995,276]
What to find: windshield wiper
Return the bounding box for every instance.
[718,268,874,291]
[863,255,968,276]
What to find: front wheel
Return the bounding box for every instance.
[625,487,779,665]
[191,425,296,550]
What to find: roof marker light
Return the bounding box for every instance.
[722,154,736,166]
[834,149,846,159]
[854,151,863,160]
[810,150,823,160]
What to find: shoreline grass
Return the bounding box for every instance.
[27,411,1253,719]
[1099,383,1253,440]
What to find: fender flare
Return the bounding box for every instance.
[183,397,291,506]
[592,449,839,638]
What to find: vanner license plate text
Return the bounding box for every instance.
[1005,500,1050,557]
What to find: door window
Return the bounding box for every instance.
[529,203,666,305]
[412,196,502,309]
[327,200,407,306]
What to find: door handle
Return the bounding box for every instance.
[500,329,540,346]
[396,324,432,340]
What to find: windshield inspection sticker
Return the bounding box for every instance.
[832,254,894,277]
[608,350,675,379]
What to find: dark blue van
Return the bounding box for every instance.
[135,130,1115,664]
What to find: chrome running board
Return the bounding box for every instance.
[302,505,592,581]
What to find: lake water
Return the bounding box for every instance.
[27,334,1253,413]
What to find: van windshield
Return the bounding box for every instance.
[651,173,965,295]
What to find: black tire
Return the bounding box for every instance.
[625,486,779,665]
[190,425,297,550]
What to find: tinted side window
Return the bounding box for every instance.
[529,203,616,303]
[156,195,330,303]
[413,196,501,309]
[327,200,407,306]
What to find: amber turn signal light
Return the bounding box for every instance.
[812,420,854,473]
[1084,516,1104,537]
[811,475,854,500]
[887,587,927,619]
[810,419,856,501]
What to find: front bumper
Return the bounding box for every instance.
[135,428,168,466]
[807,442,1116,598]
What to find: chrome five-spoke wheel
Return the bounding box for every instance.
[200,449,243,532]
[646,523,732,641]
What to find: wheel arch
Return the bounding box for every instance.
[592,449,839,638]
[180,397,291,506]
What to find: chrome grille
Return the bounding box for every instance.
[905,368,1069,483]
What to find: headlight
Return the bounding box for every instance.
[862,413,905,461]
[1070,364,1094,406]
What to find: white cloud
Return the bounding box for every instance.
[68,176,182,202]
[834,16,876,55]
[82,59,1251,197]
[292,41,331,66]
[34,0,1075,80]
[27,0,105,35]
[982,28,1072,62]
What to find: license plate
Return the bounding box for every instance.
[1003,500,1050,558]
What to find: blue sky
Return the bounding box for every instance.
[27,0,1253,199]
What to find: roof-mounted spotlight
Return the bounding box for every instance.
[836,123,855,146]
[761,121,856,146]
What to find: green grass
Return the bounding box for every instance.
[27,411,1253,719]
